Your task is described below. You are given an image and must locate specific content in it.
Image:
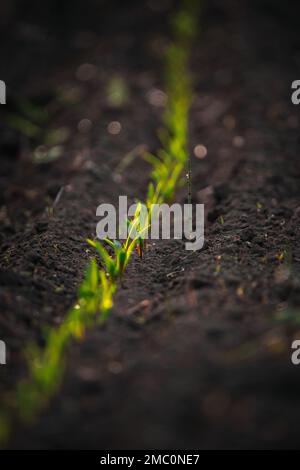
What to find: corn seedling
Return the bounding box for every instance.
[87,202,150,277]
[3,258,116,428]
[143,0,199,212]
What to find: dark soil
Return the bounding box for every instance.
[1,0,300,449]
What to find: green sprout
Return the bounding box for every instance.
[2,257,117,429]
[87,203,150,279]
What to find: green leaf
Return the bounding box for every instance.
[87,239,116,276]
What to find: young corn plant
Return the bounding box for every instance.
[143,0,199,221]
[87,202,150,279]
[11,258,113,425]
